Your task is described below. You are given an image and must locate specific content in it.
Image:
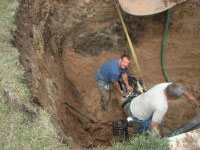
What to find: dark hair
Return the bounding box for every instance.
[121,54,130,60]
[166,83,184,99]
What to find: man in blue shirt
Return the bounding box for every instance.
[94,55,133,111]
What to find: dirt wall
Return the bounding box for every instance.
[13,0,200,148]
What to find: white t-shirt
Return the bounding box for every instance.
[130,83,171,124]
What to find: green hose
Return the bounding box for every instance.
[161,9,171,82]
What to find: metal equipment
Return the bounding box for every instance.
[168,115,200,137]
[118,0,186,16]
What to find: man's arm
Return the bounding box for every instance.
[113,81,124,95]
[183,91,198,108]
[184,91,197,104]
[151,108,167,136]
[150,120,160,137]
[151,120,160,130]
[121,73,133,92]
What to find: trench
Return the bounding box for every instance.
[12,0,200,148]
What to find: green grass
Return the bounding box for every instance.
[0,99,69,150]
[0,0,70,149]
[0,0,26,101]
[91,132,169,150]
[0,0,16,42]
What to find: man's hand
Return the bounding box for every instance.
[188,96,199,109]
[187,95,196,103]
[120,90,124,96]
[121,73,134,92]
[191,101,200,109]
[148,128,161,140]
[127,85,133,92]
[113,82,125,96]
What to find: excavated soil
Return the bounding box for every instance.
[13,0,200,148]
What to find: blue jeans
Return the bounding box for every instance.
[132,117,152,133]
[127,105,152,133]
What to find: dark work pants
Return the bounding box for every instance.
[96,79,110,111]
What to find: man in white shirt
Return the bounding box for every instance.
[123,83,197,134]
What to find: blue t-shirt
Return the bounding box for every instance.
[94,59,127,83]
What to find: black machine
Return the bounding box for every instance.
[118,74,147,107]
[112,120,128,139]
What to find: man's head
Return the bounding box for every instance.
[166,83,184,100]
[119,55,130,69]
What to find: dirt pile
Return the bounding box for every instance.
[13,0,200,148]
